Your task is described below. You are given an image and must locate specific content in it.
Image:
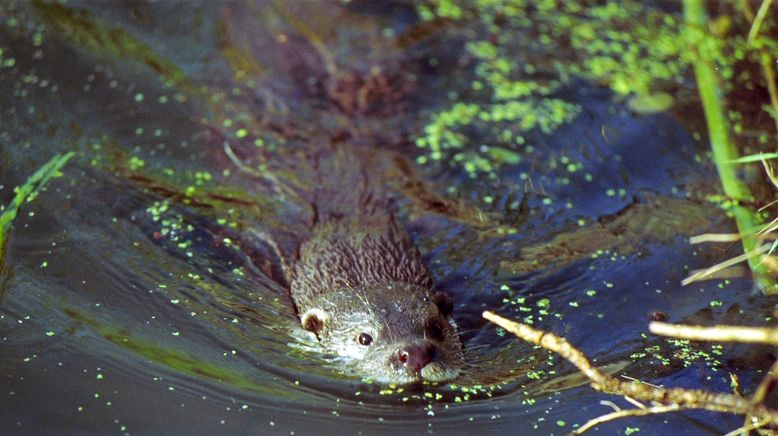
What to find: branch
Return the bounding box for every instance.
[483,311,778,432]
[649,322,778,345]
[574,404,684,435]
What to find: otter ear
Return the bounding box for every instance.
[301,308,330,339]
[432,292,454,317]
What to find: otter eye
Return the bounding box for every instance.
[427,322,444,341]
[357,333,373,346]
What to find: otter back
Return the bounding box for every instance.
[290,145,431,312]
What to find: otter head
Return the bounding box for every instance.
[299,282,463,384]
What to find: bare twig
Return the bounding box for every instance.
[649,322,778,345]
[651,321,778,432]
[757,215,778,236]
[223,142,304,204]
[599,400,623,412]
[689,233,742,244]
[623,396,647,409]
[758,197,778,212]
[483,311,778,432]
[752,360,778,403]
[744,359,778,431]
[574,404,685,435]
[620,375,662,389]
[760,159,778,191]
[726,418,769,436]
[681,243,771,285]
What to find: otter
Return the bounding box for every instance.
[208,2,466,384]
[286,145,464,384]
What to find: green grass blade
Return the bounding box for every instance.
[684,0,777,293]
[0,151,75,258]
[727,153,778,164]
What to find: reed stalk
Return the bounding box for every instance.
[683,0,777,293]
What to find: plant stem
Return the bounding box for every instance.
[745,0,778,137]
[683,0,777,293]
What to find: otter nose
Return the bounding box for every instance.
[398,343,436,373]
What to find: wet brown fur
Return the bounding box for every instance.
[289,145,431,313]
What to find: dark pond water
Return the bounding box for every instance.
[1,1,775,435]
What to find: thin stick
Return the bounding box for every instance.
[752,360,778,403]
[681,243,771,285]
[620,375,662,389]
[725,418,768,436]
[483,311,778,425]
[756,215,778,235]
[573,404,684,435]
[760,159,778,191]
[599,400,622,412]
[758,197,778,212]
[623,396,647,409]
[650,322,778,344]
[689,233,742,244]
[223,142,302,201]
[743,359,778,433]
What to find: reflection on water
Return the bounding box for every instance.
[0,1,770,434]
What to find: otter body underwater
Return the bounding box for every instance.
[286,145,464,384]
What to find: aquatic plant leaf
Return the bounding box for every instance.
[0,152,74,262]
[627,93,674,114]
[727,153,778,163]
[767,239,778,258]
[63,307,288,396]
[486,147,522,165]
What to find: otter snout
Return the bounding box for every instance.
[394,343,438,374]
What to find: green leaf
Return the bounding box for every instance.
[0,151,75,261]
[726,153,778,164]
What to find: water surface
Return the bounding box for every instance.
[0,1,771,434]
